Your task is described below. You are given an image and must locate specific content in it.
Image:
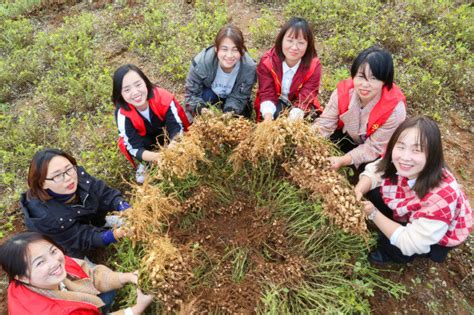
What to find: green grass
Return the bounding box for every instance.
[0,0,470,311]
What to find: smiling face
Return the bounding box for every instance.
[18,240,67,290]
[42,155,78,195]
[391,127,427,180]
[281,28,308,67]
[216,37,241,73]
[121,70,149,110]
[353,63,384,106]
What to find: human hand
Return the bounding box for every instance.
[131,289,154,314]
[263,112,273,121]
[113,227,127,240]
[119,271,138,285]
[328,155,351,171]
[362,201,376,216]
[354,189,363,202]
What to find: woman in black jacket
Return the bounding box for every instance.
[20,149,131,258]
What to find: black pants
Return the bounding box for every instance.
[198,87,252,118]
[329,129,372,184]
[365,188,452,263]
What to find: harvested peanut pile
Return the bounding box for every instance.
[121,113,382,313]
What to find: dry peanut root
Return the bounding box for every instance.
[123,113,369,312]
[191,112,253,155]
[153,131,207,181]
[122,183,181,245]
[138,237,191,311]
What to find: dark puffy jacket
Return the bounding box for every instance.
[20,166,127,258]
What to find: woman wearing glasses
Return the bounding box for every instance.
[313,46,406,173]
[255,17,322,121]
[184,24,256,119]
[20,149,131,258]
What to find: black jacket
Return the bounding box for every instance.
[20,166,127,258]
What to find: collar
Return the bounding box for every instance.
[283,60,300,74]
[397,173,417,188]
[46,189,76,203]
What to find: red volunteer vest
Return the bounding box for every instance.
[336,78,406,137]
[117,87,190,168]
[8,256,100,315]
[255,56,322,121]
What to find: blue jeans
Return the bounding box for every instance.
[199,87,252,118]
[98,290,116,314]
[202,87,222,105]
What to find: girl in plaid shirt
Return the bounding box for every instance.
[355,116,472,264]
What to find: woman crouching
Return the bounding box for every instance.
[0,232,153,314]
[355,116,472,264]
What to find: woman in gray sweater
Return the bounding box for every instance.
[184,24,257,120]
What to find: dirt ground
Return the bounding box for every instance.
[0,2,473,314]
[165,188,308,313]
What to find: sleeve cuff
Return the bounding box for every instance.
[102,230,117,246]
[260,101,276,116]
[117,200,131,211]
[390,226,406,245]
[288,108,305,120]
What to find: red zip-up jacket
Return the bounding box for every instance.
[255,47,322,118]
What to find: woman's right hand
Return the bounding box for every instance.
[263,113,273,121]
[131,289,154,314]
[354,175,372,201]
[113,227,127,240]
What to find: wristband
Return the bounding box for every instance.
[117,201,131,211]
[102,230,117,246]
[124,307,134,315]
[368,208,378,221]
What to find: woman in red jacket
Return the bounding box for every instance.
[255,17,322,121]
[0,232,153,315]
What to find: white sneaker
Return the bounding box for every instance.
[135,163,147,184]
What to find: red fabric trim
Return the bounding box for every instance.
[8,256,100,315]
[254,50,321,121]
[117,87,190,166]
[118,137,137,169]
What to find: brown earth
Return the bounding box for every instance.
[0,1,473,314]
[167,192,308,313]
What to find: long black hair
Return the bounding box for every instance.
[377,116,445,199]
[111,64,155,111]
[0,232,63,282]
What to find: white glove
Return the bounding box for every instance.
[288,108,305,121]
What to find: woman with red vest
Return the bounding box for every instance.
[255,17,322,122]
[354,117,472,264]
[0,232,154,314]
[313,46,406,172]
[112,64,190,183]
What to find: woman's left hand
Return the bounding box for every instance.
[362,201,376,216]
[328,155,351,170]
[119,271,138,285]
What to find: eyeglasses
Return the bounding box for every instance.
[45,166,77,183]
